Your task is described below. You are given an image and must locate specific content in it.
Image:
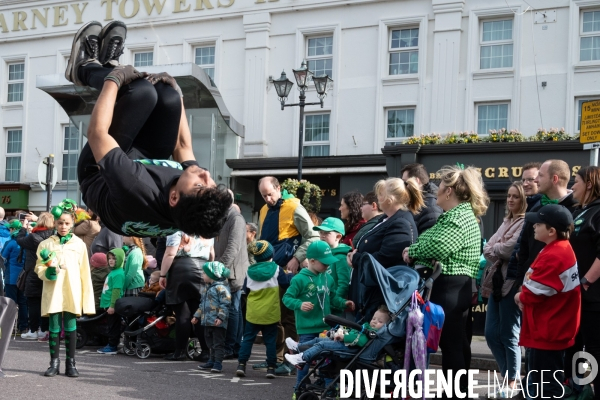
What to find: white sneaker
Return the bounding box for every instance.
[285,337,299,353]
[285,353,305,366]
[21,330,38,340]
[37,330,47,339]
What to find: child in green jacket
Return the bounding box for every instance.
[97,248,125,355]
[284,306,390,366]
[313,217,352,316]
[282,241,354,392]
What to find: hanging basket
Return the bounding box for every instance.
[281,179,323,214]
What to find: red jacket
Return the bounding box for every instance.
[341,220,365,247]
[519,239,581,350]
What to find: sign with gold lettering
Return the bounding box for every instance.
[581,100,600,144]
[430,165,581,180]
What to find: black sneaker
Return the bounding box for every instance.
[236,363,246,377]
[266,367,275,379]
[65,21,102,86]
[99,20,127,66]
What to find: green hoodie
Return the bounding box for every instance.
[100,248,125,308]
[327,244,352,315]
[342,322,375,348]
[283,268,347,334]
[124,246,146,291]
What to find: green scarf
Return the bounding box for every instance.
[58,233,73,245]
[540,194,559,206]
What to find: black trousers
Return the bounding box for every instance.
[565,309,600,399]
[27,296,49,332]
[172,298,207,355]
[205,326,227,363]
[77,63,181,183]
[105,309,121,347]
[527,348,565,399]
[429,274,473,396]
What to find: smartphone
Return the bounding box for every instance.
[18,212,27,220]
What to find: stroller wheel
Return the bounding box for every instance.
[187,338,201,360]
[136,342,151,359]
[123,340,136,356]
[298,393,320,400]
[75,327,87,349]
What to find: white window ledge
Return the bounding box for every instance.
[573,62,600,73]
[472,68,514,80]
[382,75,419,86]
[2,102,23,110]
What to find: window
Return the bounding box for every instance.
[581,11,600,61]
[62,125,79,181]
[304,114,330,156]
[5,129,22,181]
[7,63,24,102]
[133,51,153,67]
[306,36,333,78]
[386,109,415,145]
[480,19,513,69]
[194,46,215,80]
[477,104,509,133]
[389,28,419,75]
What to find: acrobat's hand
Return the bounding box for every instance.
[146,72,183,98]
[104,65,148,89]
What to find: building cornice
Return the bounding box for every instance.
[227,154,386,170]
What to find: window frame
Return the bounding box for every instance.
[305,35,334,79]
[388,27,420,76]
[479,17,514,70]
[7,62,25,103]
[303,113,331,157]
[133,51,154,68]
[5,128,22,182]
[385,107,416,145]
[579,9,600,62]
[61,124,80,182]
[475,102,511,134]
[194,45,216,81]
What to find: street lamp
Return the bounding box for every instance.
[272,60,333,180]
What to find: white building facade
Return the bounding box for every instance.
[0,0,599,211]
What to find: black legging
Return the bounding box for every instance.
[27,296,49,333]
[429,274,473,397]
[171,298,208,356]
[77,63,181,182]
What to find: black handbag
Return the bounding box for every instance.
[16,269,27,292]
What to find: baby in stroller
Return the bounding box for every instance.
[284,306,390,367]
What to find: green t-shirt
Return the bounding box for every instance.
[100,269,125,308]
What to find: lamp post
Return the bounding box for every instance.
[272,60,333,180]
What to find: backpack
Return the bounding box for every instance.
[421,300,445,354]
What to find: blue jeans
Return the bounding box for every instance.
[296,333,319,390]
[301,337,354,362]
[5,284,28,331]
[484,285,521,380]
[225,290,242,355]
[238,321,278,368]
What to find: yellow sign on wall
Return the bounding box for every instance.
[580,100,600,143]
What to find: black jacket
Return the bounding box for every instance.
[512,193,577,284]
[570,198,600,311]
[16,228,53,298]
[351,216,381,249]
[414,183,443,235]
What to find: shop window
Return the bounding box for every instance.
[477,103,509,133]
[5,129,22,182]
[307,36,333,78]
[389,28,419,75]
[386,108,415,145]
[304,114,330,157]
[62,125,79,181]
[581,10,600,61]
[7,62,24,102]
[195,46,215,80]
[480,19,513,69]
[133,51,154,67]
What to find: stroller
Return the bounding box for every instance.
[117,295,201,360]
[294,254,442,400]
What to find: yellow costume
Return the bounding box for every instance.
[35,235,95,317]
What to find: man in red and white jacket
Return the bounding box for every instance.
[514,204,581,399]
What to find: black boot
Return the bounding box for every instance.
[65,331,79,377]
[44,332,60,377]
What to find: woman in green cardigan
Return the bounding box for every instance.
[403,165,489,395]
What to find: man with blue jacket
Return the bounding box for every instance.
[2,219,28,333]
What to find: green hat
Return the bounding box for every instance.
[39,248,57,265]
[51,198,77,220]
[7,219,22,230]
[248,240,274,263]
[203,261,230,281]
[313,217,345,235]
[306,241,339,265]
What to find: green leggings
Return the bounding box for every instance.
[48,312,77,333]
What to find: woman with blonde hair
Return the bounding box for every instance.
[482,181,526,396]
[403,165,489,394]
[347,177,423,320]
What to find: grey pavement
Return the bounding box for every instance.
[2,335,505,399]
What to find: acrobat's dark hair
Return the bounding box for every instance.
[171,185,233,238]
